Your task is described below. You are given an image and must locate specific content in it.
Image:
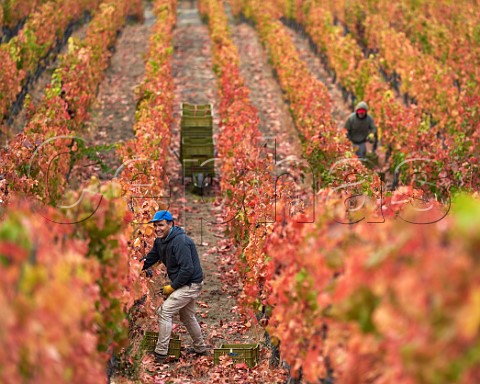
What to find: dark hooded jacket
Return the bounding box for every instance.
[344,101,377,145]
[142,226,204,289]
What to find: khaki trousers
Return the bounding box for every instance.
[155,282,207,355]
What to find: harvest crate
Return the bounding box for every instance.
[181,103,212,116]
[180,135,215,178]
[182,102,211,110]
[213,343,260,368]
[141,331,181,359]
[179,103,215,184]
[181,125,213,138]
[180,115,213,127]
[181,140,214,161]
[182,109,211,117]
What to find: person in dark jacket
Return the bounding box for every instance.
[142,210,207,363]
[344,101,378,159]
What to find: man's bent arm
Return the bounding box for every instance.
[142,240,160,270]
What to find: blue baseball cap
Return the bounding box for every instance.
[149,210,173,223]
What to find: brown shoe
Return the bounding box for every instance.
[154,352,168,364]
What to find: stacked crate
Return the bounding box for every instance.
[180,103,215,182]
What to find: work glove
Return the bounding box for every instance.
[161,285,175,296]
[367,132,375,143]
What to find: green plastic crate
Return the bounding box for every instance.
[180,127,213,140]
[213,343,260,368]
[179,103,215,179]
[181,136,214,145]
[181,108,212,117]
[141,331,181,359]
[181,143,214,157]
[181,137,214,160]
[180,116,213,128]
[181,103,212,112]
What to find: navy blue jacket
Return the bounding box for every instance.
[142,226,204,289]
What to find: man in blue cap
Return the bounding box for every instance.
[142,210,207,363]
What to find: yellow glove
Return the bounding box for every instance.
[162,285,175,296]
[367,133,375,143]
